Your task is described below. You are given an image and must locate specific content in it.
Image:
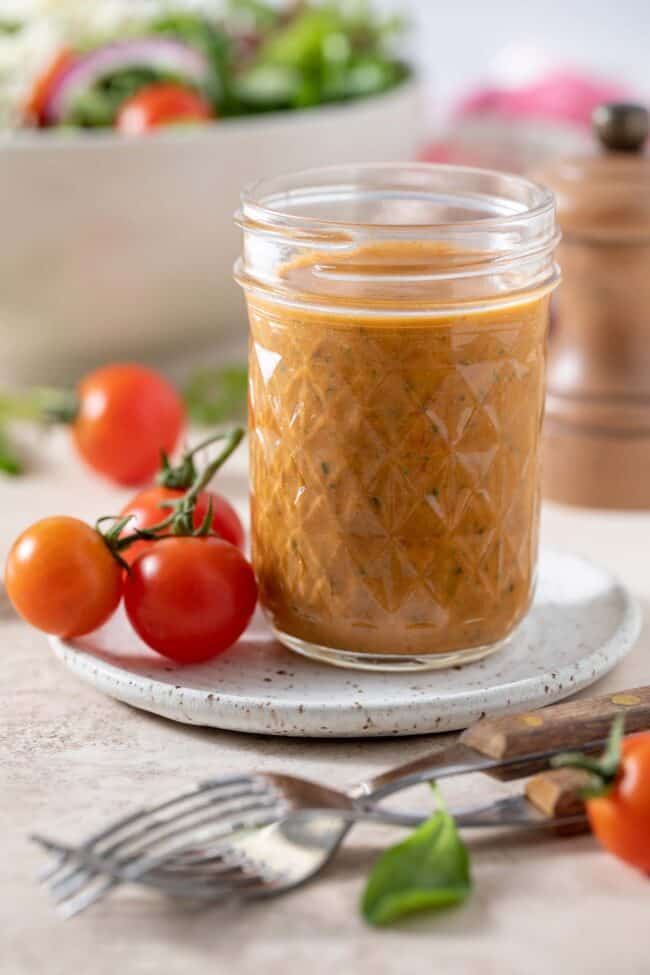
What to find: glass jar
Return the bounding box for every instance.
[235,163,560,671]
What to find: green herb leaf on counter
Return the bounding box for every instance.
[0,425,22,476]
[184,366,248,425]
[361,791,472,926]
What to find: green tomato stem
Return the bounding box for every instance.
[551,714,625,798]
[157,428,242,490]
[184,426,244,507]
[99,425,246,555]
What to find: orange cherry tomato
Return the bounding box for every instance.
[5,516,122,638]
[24,49,75,125]
[117,83,214,134]
[124,536,257,664]
[586,732,650,874]
[120,486,245,564]
[72,364,185,486]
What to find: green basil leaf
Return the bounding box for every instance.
[183,366,248,425]
[361,809,472,926]
[0,425,22,476]
[0,20,21,35]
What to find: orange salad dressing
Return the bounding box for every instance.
[247,242,549,656]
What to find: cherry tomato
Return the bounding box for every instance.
[72,364,185,486]
[5,516,122,638]
[117,83,214,134]
[119,486,244,564]
[124,537,257,664]
[586,732,650,874]
[24,49,75,125]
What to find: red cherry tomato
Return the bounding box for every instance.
[24,49,75,125]
[586,732,650,874]
[119,486,245,564]
[72,364,185,486]
[124,537,257,664]
[117,83,214,134]
[5,516,122,638]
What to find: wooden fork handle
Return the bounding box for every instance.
[525,767,592,836]
[460,685,650,780]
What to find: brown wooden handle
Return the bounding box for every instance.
[460,686,650,763]
[525,768,592,836]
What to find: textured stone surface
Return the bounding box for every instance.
[2,429,650,974]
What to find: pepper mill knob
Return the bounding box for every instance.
[593,102,649,153]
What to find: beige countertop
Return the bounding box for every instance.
[2,429,649,975]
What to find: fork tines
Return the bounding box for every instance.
[32,774,283,918]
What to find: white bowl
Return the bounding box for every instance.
[0,78,422,383]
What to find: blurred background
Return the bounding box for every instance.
[407,0,647,167]
[405,0,647,119]
[0,0,647,384]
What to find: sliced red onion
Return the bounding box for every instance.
[42,38,211,125]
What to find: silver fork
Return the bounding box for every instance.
[32,744,587,917]
[32,775,285,918]
[35,788,583,916]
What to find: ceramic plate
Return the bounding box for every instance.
[49,548,641,737]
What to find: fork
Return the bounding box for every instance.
[34,686,650,917]
[33,754,587,918]
[34,765,591,917]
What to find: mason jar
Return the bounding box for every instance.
[235,163,560,670]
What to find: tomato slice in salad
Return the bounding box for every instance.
[24,49,75,126]
[117,83,214,133]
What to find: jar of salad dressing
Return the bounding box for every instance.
[235,164,560,670]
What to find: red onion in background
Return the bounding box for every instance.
[41,38,211,125]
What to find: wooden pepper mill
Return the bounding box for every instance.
[538,102,650,508]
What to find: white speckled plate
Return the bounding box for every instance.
[49,549,641,737]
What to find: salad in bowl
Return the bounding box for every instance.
[0,0,408,132]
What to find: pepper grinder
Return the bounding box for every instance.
[537,102,650,508]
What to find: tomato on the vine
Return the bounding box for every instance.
[72,364,185,486]
[124,537,257,664]
[117,83,214,134]
[5,516,122,638]
[119,486,244,564]
[585,732,650,874]
[5,425,250,661]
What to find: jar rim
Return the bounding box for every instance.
[239,161,556,235]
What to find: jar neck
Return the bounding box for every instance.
[235,163,560,315]
[235,237,560,316]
